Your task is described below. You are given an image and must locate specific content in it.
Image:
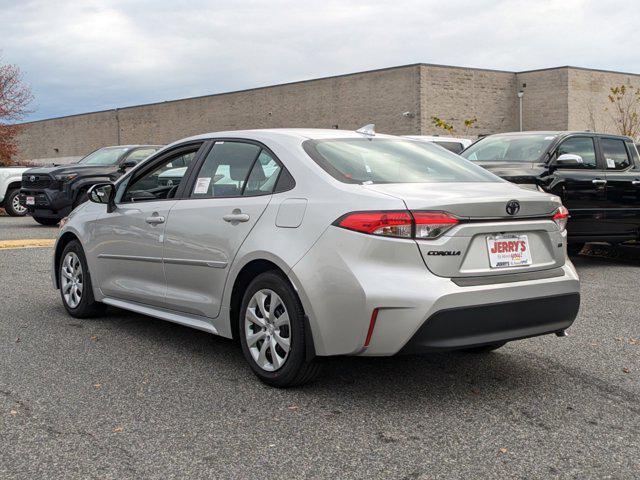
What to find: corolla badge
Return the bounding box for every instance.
[506,200,520,216]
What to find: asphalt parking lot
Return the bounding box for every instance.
[0,216,638,479]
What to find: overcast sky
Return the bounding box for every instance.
[2,0,639,122]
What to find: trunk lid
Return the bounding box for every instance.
[365,182,565,278]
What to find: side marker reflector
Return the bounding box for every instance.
[364,308,379,348]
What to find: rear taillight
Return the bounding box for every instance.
[336,211,413,238]
[413,212,459,239]
[552,206,569,232]
[335,211,459,239]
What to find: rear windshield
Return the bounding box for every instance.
[79,147,130,166]
[461,134,556,162]
[303,138,499,184]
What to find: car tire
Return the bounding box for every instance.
[33,216,60,226]
[239,271,321,388]
[59,240,106,318]
[461,342,506,353]
[4,188,28,217]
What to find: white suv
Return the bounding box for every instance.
[0,166,29,216]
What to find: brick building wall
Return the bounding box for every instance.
[15,63,640,162]
[419,65,517,136]
[17,65,421,161]
[515,68,569,131]
[567,67,640,133]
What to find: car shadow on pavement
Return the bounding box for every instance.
[75,304,555,407]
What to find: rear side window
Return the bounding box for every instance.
[601,138,631,170]
[556,137,597,169]
[304,138,498,184]
[433,141,464,154]
[244,150,282,196]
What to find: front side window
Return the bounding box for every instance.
[304,138,499,184]
[462,134,556,162]
[125,148,159,165]
[79,147,130,166]
[555,137,597,169]
[601,138,631,170]
[122,150,197,202]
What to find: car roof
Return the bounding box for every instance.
[484,131,633,140]
[99,145,163,150]
[170,128,403,147]
[404,135,470,142]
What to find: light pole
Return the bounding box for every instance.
[517,91,524,132]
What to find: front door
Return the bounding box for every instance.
[162,141,284,318]
[549,136,607,237]
[91,146,201,306]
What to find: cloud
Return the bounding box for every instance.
[1,0,639,121]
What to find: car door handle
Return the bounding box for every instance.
[145,215,165,225]
[223,213,250,223]
[632,180,640,186]
[592,179,607,185]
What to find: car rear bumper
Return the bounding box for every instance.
[291,226,581,357]
[399,293,579,353]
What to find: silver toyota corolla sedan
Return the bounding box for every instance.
[52,128,580,387]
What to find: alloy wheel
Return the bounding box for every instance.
[61,252,83,308]
[245,289,291,372]
[11,194,27,215]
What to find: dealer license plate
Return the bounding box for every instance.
[486,235,532,268]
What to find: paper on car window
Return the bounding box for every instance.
[194,177,211,194]
[606,158,615,168]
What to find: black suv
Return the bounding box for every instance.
[461,131,640,253]
[21,145,162,225]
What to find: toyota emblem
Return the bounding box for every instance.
[29,175,36,182]
[506,200,520,216]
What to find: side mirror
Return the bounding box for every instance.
[554,153,584,167]
[88,183,116,213]
[118,159,137,173]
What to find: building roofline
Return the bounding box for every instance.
[518,65,640,77]
[19,63,640,126]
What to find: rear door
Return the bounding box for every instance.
[548,135,607,237]
[162,141,283,318]
[599,137,640,237]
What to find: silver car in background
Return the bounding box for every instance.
[52,128,580,387]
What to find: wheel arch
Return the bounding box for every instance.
[53,231,82,289]
[227,257,317,360]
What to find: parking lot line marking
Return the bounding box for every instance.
[0,239,56,250]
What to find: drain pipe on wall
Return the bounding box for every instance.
[517,91,524,132]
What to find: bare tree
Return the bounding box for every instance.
[0,57,34,166]
[606,84,640,140]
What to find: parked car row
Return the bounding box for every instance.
[18,145,162,224]
[51,127,580,387]
[8,126,639,387]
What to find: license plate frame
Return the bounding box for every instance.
[486,234,532,268]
